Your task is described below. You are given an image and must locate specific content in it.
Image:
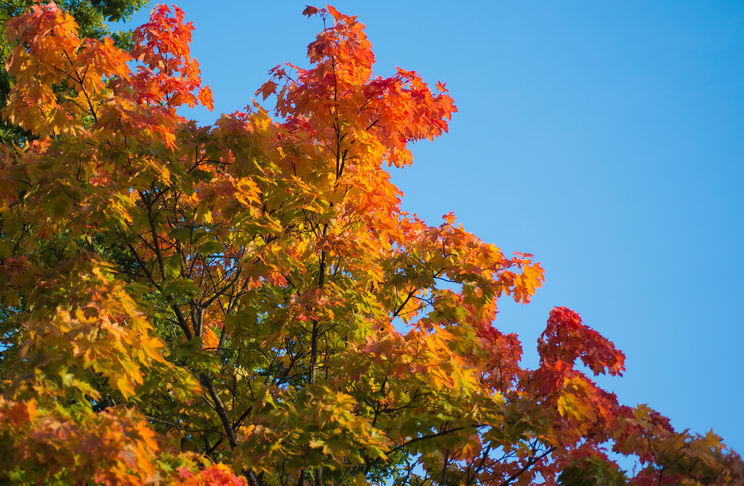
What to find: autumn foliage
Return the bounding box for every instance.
[0,3,742,485]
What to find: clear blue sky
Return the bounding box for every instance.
[119,1,744,454]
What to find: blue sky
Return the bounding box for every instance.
[119,1,744,454]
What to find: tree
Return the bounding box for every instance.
[0,3,742,485]
[0,0,148,145]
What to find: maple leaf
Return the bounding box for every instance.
[302,6,320,18]
[256,80,278,100]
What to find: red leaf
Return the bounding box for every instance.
[302,6,319,17]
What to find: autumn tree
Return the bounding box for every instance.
[0,0,147,145]
[0,3,742,485]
